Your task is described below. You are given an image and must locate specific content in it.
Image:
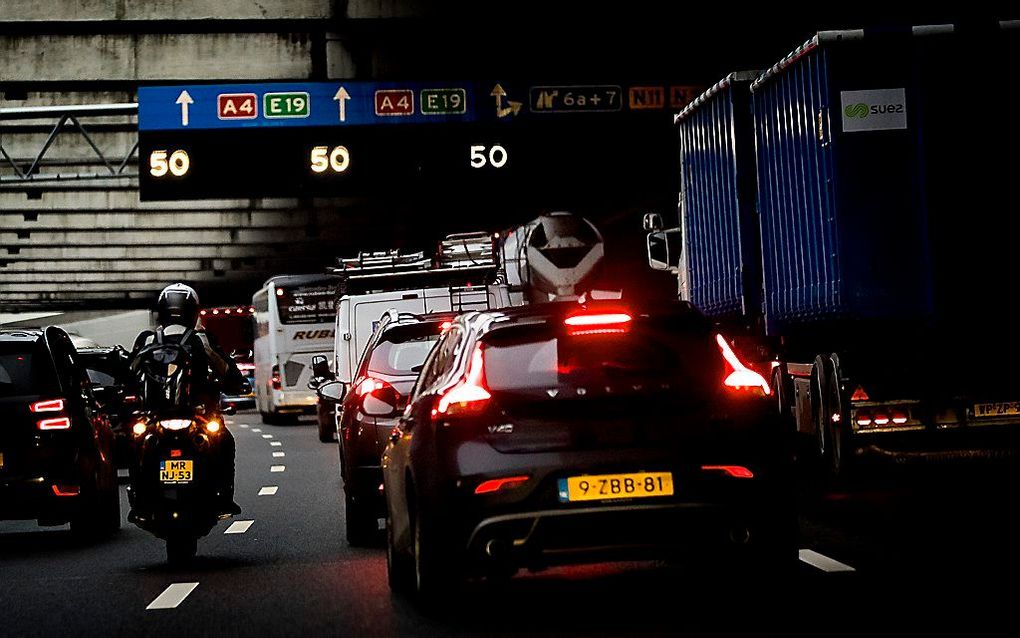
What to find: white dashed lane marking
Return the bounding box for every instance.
[240,424,249,429]
[146,583,199,610]
[799,549,856,573]
[272,452,285,458]
[258,486,278,496]
[224,520,254,534]
[270,441,282,447]
[262,434,273,439]
[271,465,286,473]
[251,428,262,433]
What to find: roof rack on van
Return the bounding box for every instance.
[328,232,500,297]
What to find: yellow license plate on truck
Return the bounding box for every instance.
[974,402,1020,418]
[558,471,674,503]
[160,459,193,484]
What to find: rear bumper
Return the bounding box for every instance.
[462,500,785,572]
[851,424,1020,466]
[272,390,317,412]
[0,477,81,523]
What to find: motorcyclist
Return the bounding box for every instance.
[132,283,245,515]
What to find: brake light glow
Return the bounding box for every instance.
[271,365,282,391]
[564,312,632,336]
[716,335,771,397]
[436,345,491,416]
[475,475,530,494]
[356,377,388,396]
[701,465,755,479]
[30,398,64,413]
[37,417,71,430]
[51,485,80,497]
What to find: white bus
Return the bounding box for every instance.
[252,274,338,424]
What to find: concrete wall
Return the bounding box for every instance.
[0,1,333,21]
[1,33,318,81]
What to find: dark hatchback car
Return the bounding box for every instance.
[382,301,795,599]
[330,310,456,546]
[0,327,121,536]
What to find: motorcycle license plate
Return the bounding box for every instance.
[557,471,674,503]
[160,459,194,484]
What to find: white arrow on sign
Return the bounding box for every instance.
[176,90,194,127]
[333,86,351,122]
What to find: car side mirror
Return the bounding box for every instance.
[647,228,682,272]
[311,355,334,381]
[317,380,347,402]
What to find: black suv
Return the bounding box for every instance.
[0,327,121,536]
[382,301,795,599]
[321,310,457,546]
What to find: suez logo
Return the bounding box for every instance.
[840,88,907,133]
[292,330,334,340]
[843,102,905,118]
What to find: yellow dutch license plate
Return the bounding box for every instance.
[974,402,1020,418]
[160,459,194,484]
[558,471,674,503]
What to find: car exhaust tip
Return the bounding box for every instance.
[485,539,508,558]
[729,526,751,545]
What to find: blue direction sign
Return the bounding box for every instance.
[138,81,482,131]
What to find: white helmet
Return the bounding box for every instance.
[157,283,200,328]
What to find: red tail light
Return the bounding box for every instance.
[716,335,771,397]
[436,345,491,417]
[30,398,64,413]
[354,376,401,413]
[474,475,530,494]
[564,312,632,336]
[701,465,755,479]
[271,365,282,390]
[51,485,80,497]
[38,417,71,431]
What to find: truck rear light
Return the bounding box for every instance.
[271,365,282,390]
[892,411,908,424]
[30,398,64,413]
[37,417,71,430]
[701,465,754,478]
[850,386,870,402]
[564,312,632,336]
[475,475,530,494]
[855,410,873,427]
[436,345,490,417]
[873,413,890,426]
[716,335,771,397]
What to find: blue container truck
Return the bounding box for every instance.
[647,22,1020,476]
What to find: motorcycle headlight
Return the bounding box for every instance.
[159,419,193,431]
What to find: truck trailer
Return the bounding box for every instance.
[648,23,1020,477]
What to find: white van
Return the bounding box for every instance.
[333,284,513,386]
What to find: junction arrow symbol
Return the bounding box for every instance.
[333,86,351,122]
[175,90,194,126]
[491,84,522,118]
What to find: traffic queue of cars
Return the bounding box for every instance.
[308,226,795,602]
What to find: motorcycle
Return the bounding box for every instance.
[125,330,238,564]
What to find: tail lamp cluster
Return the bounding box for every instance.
[271,365,282,391]
[854,407,911,429]
[30,398,70,430]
